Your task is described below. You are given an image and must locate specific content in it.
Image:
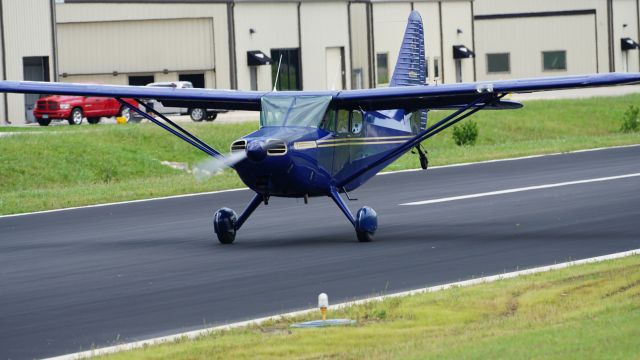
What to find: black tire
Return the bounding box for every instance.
[119,106,131,123]
[213,208,238,245]
[355,206,377,243]
[189,108,206,122]
[87,117,101,124]
[68,108,83,125]
[205,112,218,122]
[37,118,51,126]
[356,230,374,242]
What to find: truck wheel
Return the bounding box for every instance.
[119,106,131,122]
[205,112,218,122]
[37,118,51,126]
[87,117,101,124]
[68,108,83,125]
[189,108,206,122]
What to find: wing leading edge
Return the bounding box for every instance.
[334,72,640,111]
[0,72,638,112]
[0,81,267,111]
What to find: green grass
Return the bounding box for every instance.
[2,94,640,215]
[99,255,640,359]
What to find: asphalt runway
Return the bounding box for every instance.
[2,146,640,359]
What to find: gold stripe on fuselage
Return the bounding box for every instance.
[315,135,413,144]
[293,135,414,150]
[315,140,409,148]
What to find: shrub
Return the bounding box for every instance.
[621,105,640,133]
[452,120,479,146]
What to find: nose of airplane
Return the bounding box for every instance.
[246,139,268,162]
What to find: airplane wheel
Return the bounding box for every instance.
[355,206,377,242]
[213,207,238,244]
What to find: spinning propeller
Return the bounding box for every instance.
[193,138,285,180]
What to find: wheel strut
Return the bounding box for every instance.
[328,187,377,242]
[213,192,263,244]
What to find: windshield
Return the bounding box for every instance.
[260,95,332,128]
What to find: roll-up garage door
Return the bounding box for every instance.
[58,18,214,75]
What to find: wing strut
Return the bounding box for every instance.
[337,93,501,188]
[117,98,224,159]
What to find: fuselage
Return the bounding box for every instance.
[232,94,421,197]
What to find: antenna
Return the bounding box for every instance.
[272,54,283,91]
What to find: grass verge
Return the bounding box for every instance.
[2,94,640,215]
[98,254,640,359]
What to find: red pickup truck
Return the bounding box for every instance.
[34,95,137,126]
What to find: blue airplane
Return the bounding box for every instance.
[1,11,640,244]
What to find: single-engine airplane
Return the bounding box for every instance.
[2,11,640,244]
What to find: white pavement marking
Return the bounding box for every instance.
[379,143,640,176]
[44,248,640,360]
[401,172,640,206]
[2,143,640,219]
[0,187,249,219]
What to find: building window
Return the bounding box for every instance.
[271,48,301,90]
[433,57,441,80]
[179,73,205,88]
[128,75,155,86]
[542,51,567,71]
[352,68,364,89]
[425,58,430,80]
[487,53,510,73]
[376,53,389,84]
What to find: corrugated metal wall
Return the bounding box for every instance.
[2,0,54,124]
[474,0,612,79]
[300,1,350,90]
[475,15,598,80]
[56,2,229,89]
[58,18,215,76]
[233,2,299,91]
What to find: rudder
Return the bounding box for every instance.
[390,11,426,87]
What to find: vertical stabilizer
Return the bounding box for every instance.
[390,11,426,87]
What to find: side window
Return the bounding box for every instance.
[433,57,441,80]
[320,109,335,132]
[351,110,363,135]
[410,112,421,134]
[376,53,389,85]
[336,110,350,134]
[542,50,567,71]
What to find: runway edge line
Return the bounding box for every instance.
[45,248,640,360]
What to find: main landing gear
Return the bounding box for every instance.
[212,188,378,244]
[329,187,378,242]
[213,193,263,244]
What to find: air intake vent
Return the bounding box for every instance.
[230,139,247,152]
[267,139,287,156]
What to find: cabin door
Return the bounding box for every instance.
[331,109,351,175]
[330,109,366,176]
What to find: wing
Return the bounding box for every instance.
[335,72,640,187]
[0,81,266,111]
[334,73,640,111]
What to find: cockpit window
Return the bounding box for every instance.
[260,95,333,128]
[336,110,350,134]
[351,111,363,134]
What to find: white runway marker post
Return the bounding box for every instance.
[318,293,328,321]
[290,293,355,328]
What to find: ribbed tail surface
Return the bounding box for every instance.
[390,11,426,87]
